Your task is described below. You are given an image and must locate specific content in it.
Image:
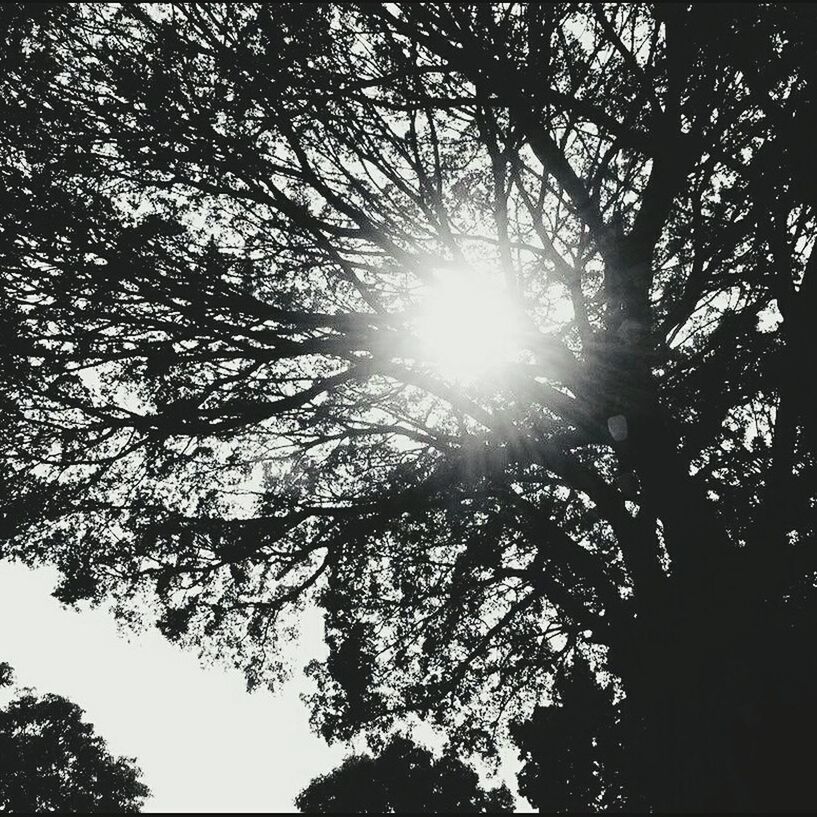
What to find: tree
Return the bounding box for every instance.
[2,3,817,811]
[296,735,513,813]
[0,664,150,813]
[511,654,623,812]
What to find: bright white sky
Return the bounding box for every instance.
[0,560,346,813]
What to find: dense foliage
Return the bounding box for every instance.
[2,3,816,810]
[296,735,513,813]
[0,664,149,812]
[511,655,622,812]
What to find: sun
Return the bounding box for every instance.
[414,266,522,383]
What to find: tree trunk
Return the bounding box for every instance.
[609,559,817,812]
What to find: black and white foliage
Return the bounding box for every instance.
[2,4,816,811]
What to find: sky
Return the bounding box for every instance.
[0,560,346,813]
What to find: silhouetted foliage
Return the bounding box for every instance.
[0,669,149,812]
[296,735,513,813]
[3,3,817,811]
[511,655,624,812]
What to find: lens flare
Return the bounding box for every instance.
[414,266,521,383]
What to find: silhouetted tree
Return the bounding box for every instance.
[296,735,513,813]
[0,665,150,813]
[3,3,817,811]
[511,654,624,812]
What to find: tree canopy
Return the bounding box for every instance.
[0,664,150,813]
[296,734,513,813]
[511,654,623,812]
[2,3,817,810]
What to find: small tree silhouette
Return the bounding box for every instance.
[0,666,150,813]
[296,735,513,814]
